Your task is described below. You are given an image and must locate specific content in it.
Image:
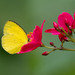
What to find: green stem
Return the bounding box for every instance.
[44,45,54,49]
[72,29,75,34]
[48,49,56,53]
[43,45,75,51]
[57,29,65,36]
[61,28,75,43]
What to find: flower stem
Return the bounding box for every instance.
[61,27,75,43]
[43,45,75,51]
[48,49,56,54]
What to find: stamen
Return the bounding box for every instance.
[27,32,33,42]
[27,34,31,38]
[29,32,33,34]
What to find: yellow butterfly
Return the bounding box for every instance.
[1,20,28,54]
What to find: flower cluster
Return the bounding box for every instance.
[45,12,75,42]
[18,12,75,56]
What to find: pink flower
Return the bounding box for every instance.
[45,12,74,41]
[17,20,45,54]
[58,12,73,30]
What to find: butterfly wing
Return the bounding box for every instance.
[2,21,28,54]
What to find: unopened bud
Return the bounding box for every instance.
[50,42,54,46]
[53,22,59,29]
[42,51,49,56]
[59,34,68,42]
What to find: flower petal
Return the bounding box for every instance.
[72,20,75,29]
[58,12,73,30]
[45,28,60,35]
[32,26,42,42]
[72,12,75,29]
[17,42,41,54]
[41,19,45,31]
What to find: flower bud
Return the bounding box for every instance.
[50,42,54,46]
[59,34,68,42]
[53,22,59,29]
[42,51,49,56]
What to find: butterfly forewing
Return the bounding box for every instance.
[2,21,28,54]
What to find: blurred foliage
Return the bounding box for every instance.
[0,0,75,75]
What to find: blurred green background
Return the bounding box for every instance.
[0,0,75,75]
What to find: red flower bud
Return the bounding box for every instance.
[42,51,49,56]
[53,22,59,29]
[59,34,68,42]
[50,42,54,46]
